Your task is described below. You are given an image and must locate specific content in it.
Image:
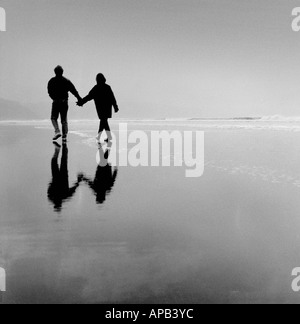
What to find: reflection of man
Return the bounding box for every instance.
[80,143,118,204]
[48,143,82,213]
[48,66,82,142]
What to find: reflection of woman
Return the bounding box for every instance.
[47,143,81,213]
[77,74,119,143]
[80,143,118,205]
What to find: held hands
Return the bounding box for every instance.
[77,173,85,182]
[114,106,119,113]
[77,98,84,107]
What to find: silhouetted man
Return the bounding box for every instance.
[48,66,82,142]
[77,73,119,142]
[48,143,82,213]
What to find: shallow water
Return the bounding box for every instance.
[1,121,300,304]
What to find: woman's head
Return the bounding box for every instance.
[96,73,106,85]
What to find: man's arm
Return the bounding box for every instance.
[67,181,81,199]
[47,80,55,100]
[78,88,95,106]
[68,80,82,101]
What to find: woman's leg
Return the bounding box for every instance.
[60,102,69,140]
[96,120,105,141]
[51,101,61,137]
[98,120,105,134]
[104,119,112,141]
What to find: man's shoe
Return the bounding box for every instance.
[53,133,62,141]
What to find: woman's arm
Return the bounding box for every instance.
[109,87,119,112]
[78,87,95,106]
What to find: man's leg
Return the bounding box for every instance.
[60,102,69,140]
[51,101,61,139]
[60,143,70,194]
[51,144,61,178]
[47,143,61,208]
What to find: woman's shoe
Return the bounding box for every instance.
[53,133,62,141]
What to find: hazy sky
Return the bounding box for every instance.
[1,0,300,118]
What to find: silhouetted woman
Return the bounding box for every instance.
[78,74,119,142]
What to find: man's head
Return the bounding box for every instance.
[54,66,64,77]
[96,73,106,85]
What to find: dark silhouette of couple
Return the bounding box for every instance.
[48,66,119,143]
[48,142,118,213]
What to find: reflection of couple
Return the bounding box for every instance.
[48,142,118,213]
[48,66,119,143]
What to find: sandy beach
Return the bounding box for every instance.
[1,120,300,304]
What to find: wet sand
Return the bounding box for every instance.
[1,121,300,304]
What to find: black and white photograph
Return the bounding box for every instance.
[1,0,300,307]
